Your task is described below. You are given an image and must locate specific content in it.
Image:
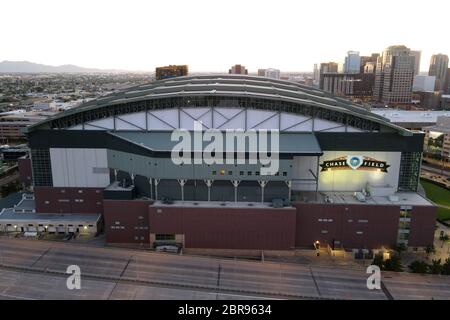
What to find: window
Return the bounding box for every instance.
[212,171,217,176]
[247,171,252,176]
[155,234,176,241]
[282,172,287,176]
[228,171,233,176]
[31,149,52,186]
[398,152,421,191]
[239,171,244,176]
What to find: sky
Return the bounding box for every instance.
[1,0,449,73]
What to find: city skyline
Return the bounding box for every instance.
[1,0,449,73]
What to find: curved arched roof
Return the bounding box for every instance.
[26,74,410,135]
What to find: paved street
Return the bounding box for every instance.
[0,238,449,300]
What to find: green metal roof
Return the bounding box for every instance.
[109,131,323,155]
[26,74,410,135]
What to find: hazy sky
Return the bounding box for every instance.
[1,0,449,72]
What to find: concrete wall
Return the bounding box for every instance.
[317,151,401,192]
[50,148,109,188]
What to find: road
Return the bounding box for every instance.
[421,164,450,178]
[0,238,449,300]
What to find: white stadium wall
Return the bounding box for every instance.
[292,156,319,191]
[317,151,401,192]
[50,148,110,188]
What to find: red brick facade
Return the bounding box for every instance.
[34,186,104,214]
[148,206,297,250]
[35,187,437,250]
[103,199,152,244]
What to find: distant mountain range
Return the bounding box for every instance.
[0,60,137,73]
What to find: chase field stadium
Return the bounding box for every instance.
[3,75,435,253]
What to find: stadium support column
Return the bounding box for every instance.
[114,169,118,182]
[154,178,160,201]
[148,178,153,199]
[131,173,135,186]
[231,180,241,203]
[204,179,214,201]
[258,180,268,203]
[316,155,320,201]
[285,180,292,202]
[178,179,187,201]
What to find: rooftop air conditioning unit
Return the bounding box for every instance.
[354,192,366,202]
[388,195,399,202]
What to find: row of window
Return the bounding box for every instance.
[45,199,102,205]
[320,230,365,235]
[317,219,368,223]
[211,170,288,177]
[59,189,102,194]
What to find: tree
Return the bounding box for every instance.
[383,255,403,272]
[429,259,443,275]
[394,243,407,256]
[425,245,436,260]
[441,258,450,275]
[409,260,429,274]
[439,234,449,248]
[372,254,384,269]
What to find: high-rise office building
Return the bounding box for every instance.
[155,65,188,80]
[410,50,421,76]
[258,69,266,77]
[344,51,360,73]
[319,62,338,89]
[412,75,436,92]
[313,64,320,83]
[445,68,450,94]
[229,64,248,75]
[429,54,449,92]
[264,68,281,80]
[322,73,375,99]
[373,45,415,104]
[360,54,379,74]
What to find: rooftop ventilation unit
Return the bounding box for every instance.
[272,199,284,208]
[354,192,366,202]
[388,195,399,202]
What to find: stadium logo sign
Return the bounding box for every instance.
[171,120,279,175]
[320,155,390,173]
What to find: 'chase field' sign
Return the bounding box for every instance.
[320,156,390,173]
